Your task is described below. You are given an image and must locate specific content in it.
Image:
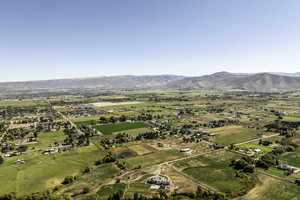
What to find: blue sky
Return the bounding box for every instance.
[0,0,300,81]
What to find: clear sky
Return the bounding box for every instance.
[0,0,300,82]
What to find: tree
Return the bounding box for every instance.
[0,156,3,165]
[17,145,28,153]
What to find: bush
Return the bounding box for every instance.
[82,187,90,194]
[62,176,75,185]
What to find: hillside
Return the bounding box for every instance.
[169,72,300,92]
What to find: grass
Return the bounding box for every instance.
[36,131,66,149]
[97,183,126,198]
[0,144,104,196]
[113,127,153,136]
[238,174,300,200]
[238,143,273,153]
[92,122,149,135]
[128,144,153,155]
[74,120,99,126]
[124,149,185,169]
[279,147,300,168]
[179,151,253,197]
[208,126,261,146]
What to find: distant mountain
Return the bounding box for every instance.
[0,75,185,91]
[168,72,300,92]
[1,72,300,95]
[270,72,300,77]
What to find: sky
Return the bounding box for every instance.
[0,0,300,82]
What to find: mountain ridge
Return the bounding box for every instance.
[1,72,300,94]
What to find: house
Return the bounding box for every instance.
[277,164,295,171]
[42,147,59,155]
[15,159,26,164]
[180,148,194,154]
[254,149,263,154]
[4,154,12,157]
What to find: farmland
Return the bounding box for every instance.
[0,91,300,200]
[92,122,150,135]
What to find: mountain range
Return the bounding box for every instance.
[1,72,300,94]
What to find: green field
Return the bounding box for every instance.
[208,126,261,146]
[179,151,253,197]
[238,143,273,153]
[92,122,150,135]
[124,149,185,169]
[0,145,104,196]
[74,120,99,126]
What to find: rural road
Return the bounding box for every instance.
[235,133,280,146]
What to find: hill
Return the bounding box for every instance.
[169,72,300,92]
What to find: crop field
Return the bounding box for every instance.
[74,119,99,126]
[92,122,150,135]
[208,126,262,146]
[177,151,251,197]
[113,127,153,136]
